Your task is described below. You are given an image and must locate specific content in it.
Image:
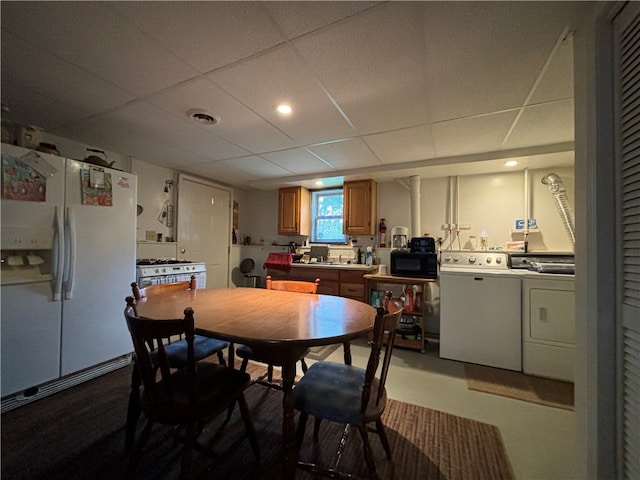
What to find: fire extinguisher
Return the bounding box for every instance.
[379,218,387,248]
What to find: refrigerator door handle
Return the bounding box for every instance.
[63,206,77,300]
[51,206,65,301]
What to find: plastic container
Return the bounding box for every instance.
[404,287,413,311]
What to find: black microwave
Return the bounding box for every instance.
[390,252,438,278]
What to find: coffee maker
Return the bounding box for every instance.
[390,226,409,251]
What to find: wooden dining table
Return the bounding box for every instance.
[133,287,376,479]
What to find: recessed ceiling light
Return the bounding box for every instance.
[315,180,324,186]
[504,160,518,167]
[187,109,220,125]
[276,104,292,115]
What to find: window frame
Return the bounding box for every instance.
[310,188,347,244]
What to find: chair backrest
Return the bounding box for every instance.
[361,291,404,413]
[239,258,255,275]
[124,296,198,410]
[265,275,320,293]
[131,275,196,301]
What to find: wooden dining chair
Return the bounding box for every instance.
[125,277,229,451]
[131,277,229,367]
[292,291,403,479]
[235,275,320,389]
[123,299,260,477]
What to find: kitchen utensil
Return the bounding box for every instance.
[84,148,115,168]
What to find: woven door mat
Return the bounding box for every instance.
[465,363,574,410]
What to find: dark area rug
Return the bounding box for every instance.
[2,363,514,479]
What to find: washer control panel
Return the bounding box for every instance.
[441,251,509,269]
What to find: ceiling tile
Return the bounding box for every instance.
[181,161,259,187]
[529,35,574,104]
[308,138,381,169]
[1,1,198,96]
[1,31,134,120]
[210,45,356,145]
[364,125,436,164]
[219,155,292,179]
[147,77,296,154]
[2,79,87,132]
[264,1,380,39]
[108,2,284,73]
[504,100,574,149]
[431,111,518,157]
[102,101,250,161]
[422,2,580,122]
[54,114,207,168]
[260,148,335,175]
[293,2,431,134]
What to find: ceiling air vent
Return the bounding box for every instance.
[187,109,220,126]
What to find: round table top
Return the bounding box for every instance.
[133,287,377,348]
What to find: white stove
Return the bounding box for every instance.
[135,260,207,288]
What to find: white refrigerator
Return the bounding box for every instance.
[1,143,137,398]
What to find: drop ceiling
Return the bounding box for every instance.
[0,1,587,190]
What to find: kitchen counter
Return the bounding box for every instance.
[291,262,376,271]
[267,264,377,302]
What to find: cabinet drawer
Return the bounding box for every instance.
[340,282,365,299]
[318,281,340,296]
[290,268,339,282]
[340,270,366,283]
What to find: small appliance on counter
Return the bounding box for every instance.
[390,226,409,251]
[390,236,437,278]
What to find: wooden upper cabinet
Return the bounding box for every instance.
[278,186,310,236]
[343,179,377,236]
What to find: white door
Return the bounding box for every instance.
[177,175,230,289]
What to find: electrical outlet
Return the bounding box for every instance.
[458,222,472,230]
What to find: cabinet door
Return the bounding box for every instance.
[278,187,310,235]
[343,180,377,235]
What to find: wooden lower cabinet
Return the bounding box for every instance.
[339,270,367,301]
[289,268,340,296]
[267,267,375,302]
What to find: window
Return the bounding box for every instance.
[310,188,347,244]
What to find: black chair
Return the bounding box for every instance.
[125,277,230,451]
[124,298,259,477]
[239,258,261,288]
[292,291,404,479]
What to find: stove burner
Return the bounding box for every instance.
[136,258,191,266]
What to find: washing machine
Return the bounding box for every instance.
[440,251,522,371]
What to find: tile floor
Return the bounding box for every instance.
[313,338,576,480]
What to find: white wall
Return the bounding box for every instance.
[373,167,575,254]
[131,159,178,259]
